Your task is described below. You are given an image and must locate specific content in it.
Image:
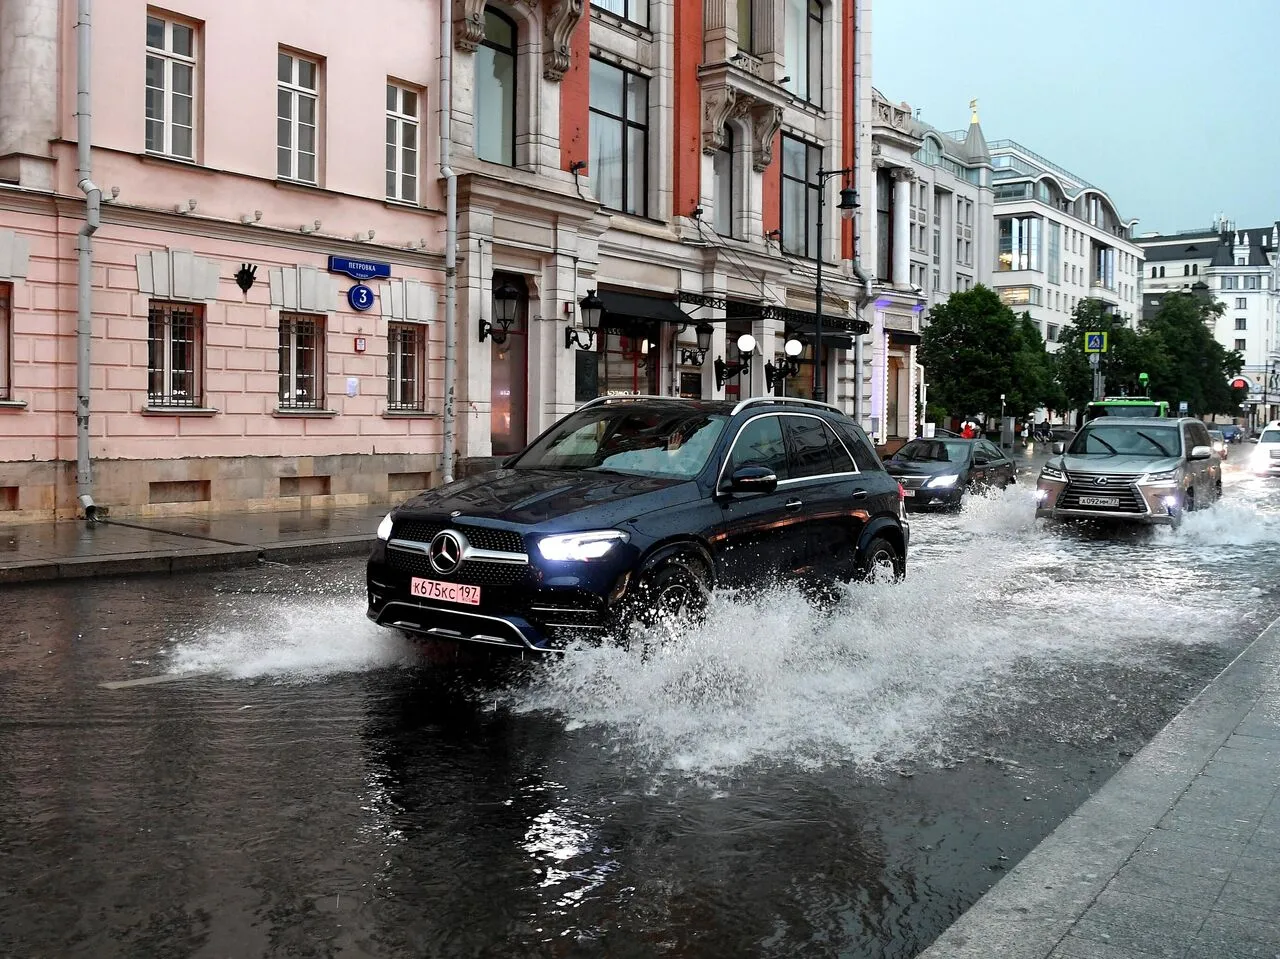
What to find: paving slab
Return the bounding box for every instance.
[916,618,1280,959]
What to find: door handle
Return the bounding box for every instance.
[850,489,868,500]
[785,499,803,511]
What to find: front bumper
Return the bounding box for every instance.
[366,539,634,652]
[1034,475,1182,525]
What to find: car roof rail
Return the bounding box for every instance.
[576,394,685,410]
[731,395,845,416]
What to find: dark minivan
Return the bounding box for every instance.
[367,396,909,652]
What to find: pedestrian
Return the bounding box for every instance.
[961,422,975,439]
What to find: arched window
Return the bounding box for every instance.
[475,7,516,166]
[783,0,823,105]
[1159,266,1165,278]
[712,126,736,237]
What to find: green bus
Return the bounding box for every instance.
[1083,397,1172,421]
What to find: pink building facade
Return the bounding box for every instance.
[0,0,448,520]
[0,0,886,523]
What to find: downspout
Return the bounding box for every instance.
[75,0,101,521]
[439,2,458,484]
[849,0,872,427]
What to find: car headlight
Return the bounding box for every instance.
[1040,464,1066,481]
[926,474,961,488]
[376,513,394,541]
[1142,470,1178,484]
[536,530,630,562]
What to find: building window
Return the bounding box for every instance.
[1245,275,1259,290]
[783,0,823,105]
[0,284,11,401]
[1236,317,1247,331]
[1222,276,1236,290]
[997,216,1041,271]
[1235,338,1247,352]
[1047,222,1061,285]
[1158,266,1165,278]
[780,135,821,258]
[1184,264,1190,276]
[387,323,427,412]
[998,286,1041,306]
[277,51,320,183]
[1047,323,1059,342]
[145,14,197,160]
[147,301,203,407]
[736,0,753,51]
[876,167,892,280]
[1237,297,1247,309]
[278,313,325,410]
[594,0,649,27]
[712,127,736,237]
[1192,264,1198,275]
[475,8,517,166]
[1150,266,1156,278]
[589,58,648,216]
[386,83,420,203]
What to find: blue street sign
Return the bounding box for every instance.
[1084,331,1108,353]
[328,255,391,281]
[348,283,375,312]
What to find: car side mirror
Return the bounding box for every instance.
[501,454,519,468]
[725,465,778,495]
[973,456,989,466]
[1052,442,1066,455]
[1248,437,1259,444]
[1189,445,1213,461]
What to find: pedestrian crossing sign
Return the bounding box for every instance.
[1084,331,1108,353]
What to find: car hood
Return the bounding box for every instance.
[1054,454,1182,476]
[883,458,967,476]
[395,468,700,529]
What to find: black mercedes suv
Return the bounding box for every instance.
[366,395,909,652]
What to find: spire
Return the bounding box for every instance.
[963,100,990,163]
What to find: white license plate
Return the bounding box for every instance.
[903,489,916,497]
[1078,496,1120,508]
[411,577,481,606]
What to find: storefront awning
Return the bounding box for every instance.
[598,290,689,327]
[888,330,923,346]
[676,291,871,335]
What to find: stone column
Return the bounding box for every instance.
[0,0,58,188]
[892,168,913,289]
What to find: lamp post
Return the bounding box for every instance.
[812,169,859,402]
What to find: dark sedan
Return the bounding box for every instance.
[367,396,910,652]
[882,437,1016,509]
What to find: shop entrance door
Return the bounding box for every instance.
[597,322,659,396]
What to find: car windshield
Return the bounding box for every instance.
[1067,424,1179,457]
[512,406,728,478]
[1209,431,1224,441]
[1085,403,1163,419]
[893,439,971,463]
[1259,430,1280,444]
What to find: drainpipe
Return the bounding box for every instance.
[439,2,458,484]
[849,0,871,428]
[850,260,872,425]
[75,0,101,522]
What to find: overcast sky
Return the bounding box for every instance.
[870,0,1280,236]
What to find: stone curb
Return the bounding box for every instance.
[0,536,375,585]
[915,616,1280,958]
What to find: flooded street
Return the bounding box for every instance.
[3,468,1280,958]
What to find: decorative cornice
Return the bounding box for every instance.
[543,0,585,81]
[455,0,486,51]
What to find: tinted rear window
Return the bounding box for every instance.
[831,419,883,472]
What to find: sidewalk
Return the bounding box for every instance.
[918,617,1280,958]
[0,504,388,584]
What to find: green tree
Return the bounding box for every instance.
[1009,313,1064,416]
[1054,299,1167,416]
[919,285,1031,423]
[1142,293,1243,416]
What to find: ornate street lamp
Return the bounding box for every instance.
[765,336,805,393]
[480,282,520,344]
[680,323,715,366]
[566,289,605,350]
[812,172,859,401]
[715,333,757,390]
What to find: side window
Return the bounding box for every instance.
[1180,425,1195,453]
[784,415,835,479]
[725,415,789,481]
[1193,423,1211,448]
[828,423,856,473]
[980,441,1002,461]
[848,425,882,471]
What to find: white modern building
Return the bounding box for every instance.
[981,139,1143,349]
[1137,221,1280,424]
[868,93,993,445]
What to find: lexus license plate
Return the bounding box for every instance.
[902,489,916,497]
[1078,495,1120,508]
[411,577,481,606]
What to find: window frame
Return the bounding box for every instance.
[146,300,205,408]
[278,313,326,411]
[475,7,518,167]
[592,0,650,28]
[145,13,198,161]
[277,50,321,184]
[783,0,824,106]
[588,57,650,217]
[780,134,821,259]
[0,283,11,401]
[387,321,428,412]
[385,82,421,204]
[712,126,737,237]
[1234,338,1247,352]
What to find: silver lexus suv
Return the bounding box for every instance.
[1035,417,1221,526]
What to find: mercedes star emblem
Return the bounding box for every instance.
[428,530,466,575]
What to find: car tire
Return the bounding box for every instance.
[620,556,712,641]
[856,536,905,584]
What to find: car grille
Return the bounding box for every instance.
[1058,473,1147,514]
[1270,449,1280,460]
[895,475,931,489]
[392,519,525,554]
[384,548,532,587]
